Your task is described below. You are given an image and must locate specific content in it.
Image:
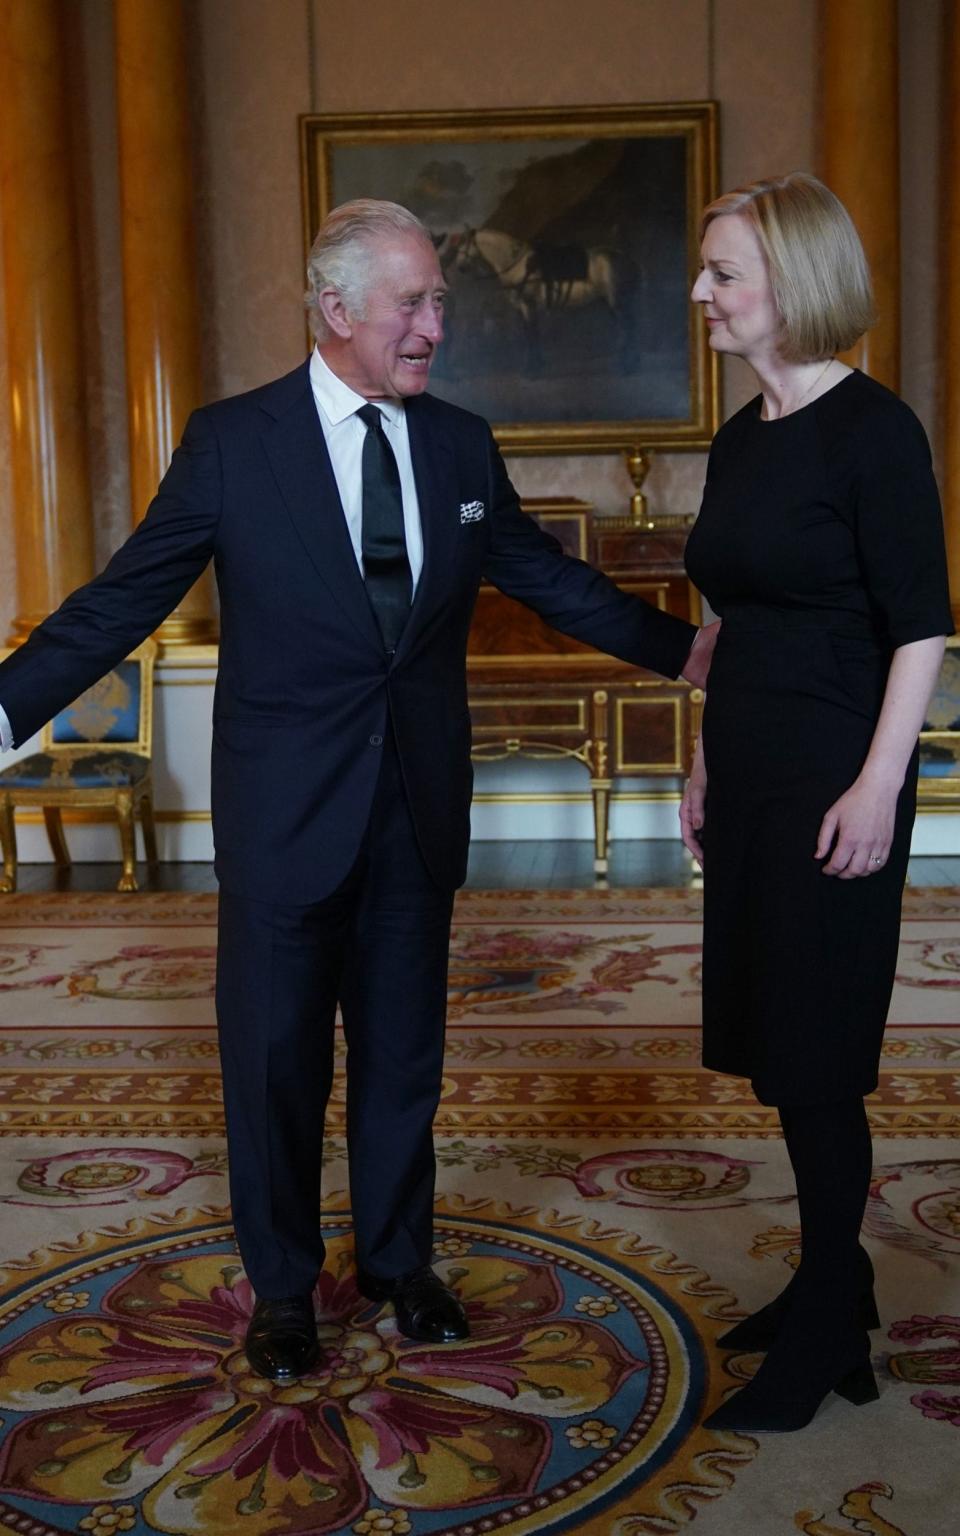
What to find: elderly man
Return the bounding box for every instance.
[0,200,716,1381]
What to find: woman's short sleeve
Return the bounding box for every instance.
[851,401,954,647]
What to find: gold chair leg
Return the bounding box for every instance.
[0,793,16,893]
[140,788,159,867]
[43,806,72,868]
[115,790,139,892]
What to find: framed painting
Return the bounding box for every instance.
[919,635,960,806]
[300,103,720,454]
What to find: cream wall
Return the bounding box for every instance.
[0,0,945,640]
[193,0,814,526]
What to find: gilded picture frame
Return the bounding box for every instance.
[300,103,720,455]
[919,634,960,806]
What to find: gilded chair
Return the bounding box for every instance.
[0,639,159,893]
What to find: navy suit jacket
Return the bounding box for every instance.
[0,361,697,902]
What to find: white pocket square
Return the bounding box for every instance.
[460,500,485,524]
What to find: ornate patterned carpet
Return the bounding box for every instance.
[0,889,957,1535]
[1,887,958,1137]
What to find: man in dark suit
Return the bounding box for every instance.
[0,200,716,1381]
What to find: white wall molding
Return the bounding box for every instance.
[5,653,959,860]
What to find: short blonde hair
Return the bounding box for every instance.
[304,198,432,341]
[701,172,875,362]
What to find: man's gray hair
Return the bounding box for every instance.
[304,199,432,341]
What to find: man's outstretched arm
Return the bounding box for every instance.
[482,432,717,685]
[0,409,221,750]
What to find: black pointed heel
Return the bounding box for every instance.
[705,1321,878,1434]
[705,1352,878,1434]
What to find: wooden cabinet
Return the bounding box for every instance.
[467,498,702,871]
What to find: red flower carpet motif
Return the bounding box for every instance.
[0,1221,681,1536]
[887,1314,960,1427]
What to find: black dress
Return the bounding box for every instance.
[684,370,954,1106]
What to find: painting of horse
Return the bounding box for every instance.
[447,227,633,373]
[301,104,719,451]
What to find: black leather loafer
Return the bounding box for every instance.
[357,1265,469,1343]
[245,1293,320,1381]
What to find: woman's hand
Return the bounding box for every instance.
[680,738,707,866]
[681,619,721,690]
[816,636,947,878]
[815,774,898,878]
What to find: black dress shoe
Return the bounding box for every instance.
[705,1351,878,1434]
[356,1265,469,1342]
[245,1294,320,1381]
[705,1317,878,1434]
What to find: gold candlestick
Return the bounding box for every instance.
[625,447,653,527]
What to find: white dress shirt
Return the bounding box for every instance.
[0,349,424,753]
[309,346,424,591]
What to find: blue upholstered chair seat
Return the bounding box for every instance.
[0,751,151,791]
[1,641,158,894]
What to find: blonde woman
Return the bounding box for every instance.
[682,172,952,1433]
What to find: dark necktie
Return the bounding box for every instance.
[357,403,412,652]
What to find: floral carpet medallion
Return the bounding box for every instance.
[62,946,217,1003]
[0,1205,748,1536]
[446,928,702,1019]
[9,1146,227,1207]
[887,1313,960,1427]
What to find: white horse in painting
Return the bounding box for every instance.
[449,226,628,370]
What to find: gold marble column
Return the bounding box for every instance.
[0,0,95,645]
[820,0,900,390]
[943,0,960,620]
[114,0,216,644]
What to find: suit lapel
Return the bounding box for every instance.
[259,370,383,653]
[402,396,459,655]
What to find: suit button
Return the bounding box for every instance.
[369,734,383,746]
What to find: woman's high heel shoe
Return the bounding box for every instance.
[717,1244,878,1351]
[706,1354,879,1433]
[705,1319,879,1434]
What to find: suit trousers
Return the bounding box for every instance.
[216,728,455,1299]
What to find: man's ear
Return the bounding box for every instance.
[317,286,353,340]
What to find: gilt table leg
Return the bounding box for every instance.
[589,689,612,876]
[0,794,16,893]
[590,777,612,876]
